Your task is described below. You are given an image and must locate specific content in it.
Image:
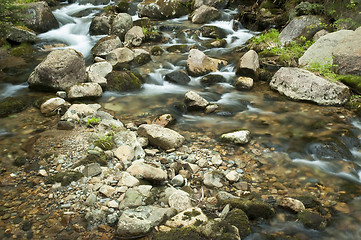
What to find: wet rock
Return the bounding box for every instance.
[223,208,250,239]
[279,15,324,46]
[61,103,101,121]
[137,124,185,150]
[116,206,175,238]
[167,44,190,53]
[152,114,176,127]
[298,210,327,230]
[67,83,103,100]
[89,14,111,35]
[116,0,129,12]
[165,207,207,228]
[333,29,361,76]
[57,120,75,130]
[28,49,86,91]
[193,0,229,9]
[83,163,102,177]
[236,50,259,80]
[184,90,209,111]
[92,35,123,58]
[190,5,220,24]
[151,46,164,56]
[220,130,251,145]
[168,190,192,212]
[125,26,145,47]
[111,13,133,41]
[306,140,354,161]
[99,185,115,198]
[6,26,37,43]
[40,97,66,116]
[186,49,227,76]
[119,185,152,209]
[117,171,140,187]
[171,174,184,187]
[299,30,354,66]
[137,0,190,20]
[204,171,224,188]
[133,49,151,66]
[200,74,226,87]
[200,25,229,39]
[278,197,305,213]
[106,70,143,92]
[106,47,135,69]
[234,76,253,90]
[24,1,59,33]
[153,227,204,240]
[127,160,167,181]
[270,67,351,105]
[78,0,109,5]
[164,70,191,85]
[205,104,219,114]
[221,198,274,220]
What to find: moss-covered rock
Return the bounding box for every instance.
[223,208,250,239]
[152,227,204,240]
[298,210,327,230]
[138,0,191,20]
[106,70,143,92]
[200,26,228,39]
[116,0,129,12]
[200,74,226,87]
[167,44,190,53]
[150,46,164,56]
[74,153,108,167]
[296,194,321,209]
[0,97,30,118]
[338,75,361,94]
[45,171,83,186]
[221,198,275,220]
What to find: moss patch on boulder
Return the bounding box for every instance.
[106,70,143,92]
[152,227,204,240]
[338,75,361,94]
[0,97,30,118]
[298,210,327,230]
[221,198,275,220]
[223,208,250,239]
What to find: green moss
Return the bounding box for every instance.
[166,44,189,53]
[106,70,143,92]
[221,198,275,220]
[10,43,34,57]
[182,209,201,220]
[0,96,29,118]
[150,46,164,56]
[298,210,326,230]
[94,135,114,151]
[152,227,204,240]
[45,171,83,186]
[223,208,250,239]
[337,75,361,94]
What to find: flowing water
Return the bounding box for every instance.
[1,1,361,239]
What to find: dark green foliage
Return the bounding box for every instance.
[45,171,83,186]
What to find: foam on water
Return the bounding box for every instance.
[0,83,28,100]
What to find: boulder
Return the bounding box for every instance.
[184,90,209,111]
[164,70,191,85]
[236,50,259,80]
[92,35,122,58]
[127,160,168,181]
[28,49,86,91]
[200,74,226,86]
[137,0,191,20]
[88,62,113,78]
[279,15,324,46]
[234,77,253,90]
[299,30,354,66]
[165,207,208,228]
[190,5,220,24]
[133,49,151,66]
[186,49,227,77]
[67,83,103,99]
[220,130,251,144]
[24,1,59,33]
[61,104,101,121]
[193,0,229,9]
[106,70,143,92]
[333,30,361,76]
[137,124,185,150]
[89,14,112,35]
[40,97,66,116]
[6,26,37,43]
[111,13,133,41]
[125,26,145,47]
[106,47,135,69]
[270,67,350,105]
[116,206,175,238]
[200,25,229,39]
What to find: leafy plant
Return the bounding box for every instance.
[305,60,338,80]
[87,117,100,127]
[94,134,114,150]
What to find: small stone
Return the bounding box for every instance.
[234,77,253,90]
[220,130,251,144]
[108,200,119,209]
[38,169,48,177]
[117,171,140,187]
[278,197,305,213]
[99,185,116,198]
[57,120,75,130]
[107,213,118,224]
[171,174,184,187]
[204,171,223,188]
[83,163,102,177]
[168,190,193,212]
[205,104,218,114]
[234,181,248,191]
[165,207,208,228]
[56,91,67,98]
[114,145,135,162]
[226,170,240,182]
[211,153,222,166]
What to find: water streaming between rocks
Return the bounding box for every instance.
[1,1,361,239]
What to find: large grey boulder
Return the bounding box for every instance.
[6,26,37,43]
[106,47,135,69]
[24,1,59,33]
[299,30,354,66]
[125,26,145,47]
[186,49,227,76]
[89,14,112,35]
[127,160,168,181]
[28,49,86,91]
[116,206,175,238]
[67,83,103,99]
[138,0,191,19]
[88,61,112,78]
[184,90,209,111]
[333,30,361,76]
[111,13,133,41]
[193,0,229,9]
[279,15,324,46]
[91,35,123,58]
[270,67,350,105]
[190,5,220,24]
[137,124,185,150]
[236,50,259,80]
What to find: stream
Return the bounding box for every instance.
[1,0,361,239]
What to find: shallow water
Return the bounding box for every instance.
[1,0,361,239]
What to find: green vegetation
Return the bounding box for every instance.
[305,60,338,80]
[87,117,100,127]
[94,134,114,150]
